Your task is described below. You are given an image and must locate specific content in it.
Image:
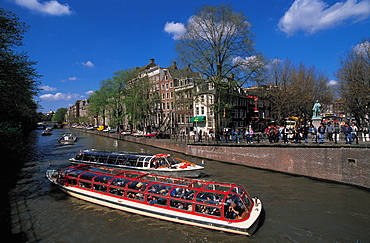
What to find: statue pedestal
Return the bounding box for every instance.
[312,118,321,128]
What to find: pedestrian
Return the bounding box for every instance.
[301,126,309,143]
[342,123,353,144]
[317,123,326,144]
[248,128,254,143]
[308,124,317,143]
[282,125,289,143]
[326,122,334,143]
[351,123,359,144]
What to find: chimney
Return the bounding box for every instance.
[150,58,155,64]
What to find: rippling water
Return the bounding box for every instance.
[8,128,370,242]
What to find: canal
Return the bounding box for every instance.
[8,129,370,242]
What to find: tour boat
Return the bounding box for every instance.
[46,164,262,236]
[69,149,204,178]
[58,132,77,143]
[41,129,52,136]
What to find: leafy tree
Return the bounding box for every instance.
[337,38,370,125]
[0,8,40,132]
[52,108,67,123]
[175,4,265,131]
[0,8,40,156]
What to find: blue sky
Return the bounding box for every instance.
[2,0,369,113]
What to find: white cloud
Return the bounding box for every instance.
[354,41,370,56]
[41,85,57,91]
[85,90,94,95]
[82,61,95,68]
[278,0,370,36]
[328,79,338,86]
[40,92,83,101]
[68,77,78,81]
[233,55,263,69]
[14,0,72,16]
[164,21,186,40]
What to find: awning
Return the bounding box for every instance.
[190,116,206,122]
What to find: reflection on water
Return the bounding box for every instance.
[9,129,370,242]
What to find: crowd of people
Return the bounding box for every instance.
[208,121,368,145]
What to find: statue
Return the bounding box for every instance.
[312,100,321,118]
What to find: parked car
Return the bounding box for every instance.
[118,130,131,135]
[144,132,158,138]
[108,129,117,133]
[131,131,144,137]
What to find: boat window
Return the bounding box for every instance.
[116,157,126,165]
[196,192,224,205]
[146,195,167,206]
[203,184,231,192]
[147,184,173,196]
[165,157,178,165]
[128,181,149,191]
[140,174,165,182]
[231,186,245,195]
[109,188,124,196]
[68,178,77,186]
[189,181,208,189]
[94,184,107,192]
[91,155,99,162]
[74,154,83,160]
[79,172,97,181]
[170,187,196,200]
[157,158,168,167]
[123,172,142,178]
[68,170,85,178]
[127,191,145,201]
[170,199,192,211]
[94,175,114,184]
[224,194,246,220]
[195,204,221,218]
[98,156,107,163]
[79,181,91,189]
[107,156,118,164]
[110,178,131,188]
[125,158,137,166]
[82,154,92,161]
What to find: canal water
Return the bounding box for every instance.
[8,129,369,242]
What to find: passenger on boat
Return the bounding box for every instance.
[225,202,241,219]
[148,196,157,204]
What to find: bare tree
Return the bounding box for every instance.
[265,59,332,125]
[337,38,370,125]
[175,4,265,131]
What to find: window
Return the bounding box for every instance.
[170,82,173,88]
[201,107,205,115]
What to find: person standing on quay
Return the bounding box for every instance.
[342,123,353,144]
[317,123,326,144]
[351,123,359,144]
[326,122,334,143]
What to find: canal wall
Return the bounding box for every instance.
[79,131,370,189]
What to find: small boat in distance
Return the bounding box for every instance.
[58,132,77,143]
[46,164,262,236]
[41,130,52,136]
[69,149,204,178]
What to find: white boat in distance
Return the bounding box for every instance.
[58,132,77,143]
[69,149,204,178]
[46,164,262,236]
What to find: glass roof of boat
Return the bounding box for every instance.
[71,165,240,192]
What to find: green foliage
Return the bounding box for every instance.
[0,121,25,158]
[175,4,265,130]
[52,108,67,122]
[0,8,40,133]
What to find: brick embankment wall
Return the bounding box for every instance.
[80,131,370,189]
